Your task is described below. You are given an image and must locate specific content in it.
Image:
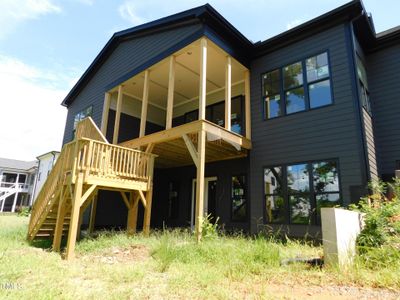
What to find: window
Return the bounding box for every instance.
[356,55,371,114]
[287,163,311,224]
[263,69,282,119]
[264,167,285,223]
[72,106,93,137]
[262,52,332,119]
[232,175,247,221]
[184,96,244,135]
[264,159,340,225]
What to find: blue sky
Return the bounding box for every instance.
[0,0,398,161]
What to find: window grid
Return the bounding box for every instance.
[264,159,341,225]
[262,51,333,120]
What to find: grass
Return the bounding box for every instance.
[0,215,399,299]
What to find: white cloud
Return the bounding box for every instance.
[0,0,61,39]
[118,1,146,25]
[0,55,70,161]
[286,18,305,30]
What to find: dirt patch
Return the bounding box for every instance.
[81,244,151,264]
[264,283,400,299]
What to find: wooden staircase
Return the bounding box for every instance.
[27,118,156,259]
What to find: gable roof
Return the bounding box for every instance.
[61,4,253,107]
[62,0,398,107]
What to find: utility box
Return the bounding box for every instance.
[396,170,400,178]
[321,208,362,268]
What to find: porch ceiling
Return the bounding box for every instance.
[110,38,247,109]
[119,120,251,169]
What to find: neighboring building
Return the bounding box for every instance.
[0,158,37,212]
[28,0,400,252]
[33,151,60,202]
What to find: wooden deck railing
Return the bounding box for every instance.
[28,117,156,240]
[74,138,155,182]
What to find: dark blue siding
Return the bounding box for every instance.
[62,23,203,144]
[249,24,367,233]
[368,44,400,178]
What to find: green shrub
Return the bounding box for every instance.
[350,179,400,265]
[201,214,219,239]
[16,206,30,217]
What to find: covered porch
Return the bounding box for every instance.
[99,37,252,240]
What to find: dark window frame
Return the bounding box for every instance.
[263,158,342,226]
[230,173,248,223]
[356,53,372,116]
[184,95,245,135]
[261,50,334,121]
[72,105,93,139]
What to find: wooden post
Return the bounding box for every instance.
[52,188,66,252]
[100,92,111,135]
[225,56,232,131]
[198,38,207,120]
[195,129,206,242]
[88,192,98,235]
[65,173,84,260]
[143,157,155,236]
[140,70,150,137]
[166,56,175,129]
[127,192,139,235]
[244,70,251,139]
[113,86,123,144]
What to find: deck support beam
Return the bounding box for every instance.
[182,134,199,168]
[244,70,251,139]
[166,56,175,130]
[101,92,111,136]
[195,129,206,242]
[88,191,98,235]
[113,86,123,144]
[198,38,207,120]
[52,187,67,252]
[143,156,154,236]
[127,192,139,235]
[140,70,150,137]
[225,56,231,131]
[65,173,84,260]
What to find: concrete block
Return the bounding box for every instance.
[321,208,362,268]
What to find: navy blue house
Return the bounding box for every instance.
[60,0,400,237]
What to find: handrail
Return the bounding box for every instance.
[28,141,75,237]
[28,118,156,240]
[74,139,155,181]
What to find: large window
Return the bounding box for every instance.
[262,52,332,119]
[264,159,340,225]
[184,96,244,135]
[72,106,93,138]
[231,175,247,222]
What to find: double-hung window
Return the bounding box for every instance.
[262,52,333,119]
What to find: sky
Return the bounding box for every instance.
[0,0,398,161]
